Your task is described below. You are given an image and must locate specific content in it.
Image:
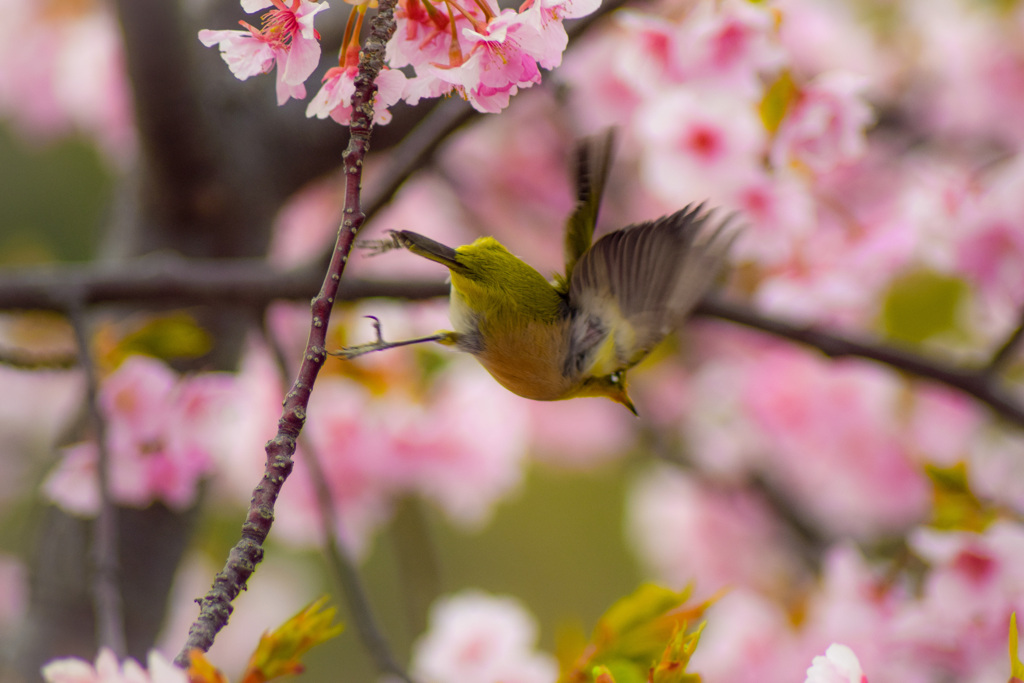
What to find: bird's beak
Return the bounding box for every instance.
[614,388,638,416]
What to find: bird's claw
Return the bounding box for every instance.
[330,315,388,360]
[356,233,404,257]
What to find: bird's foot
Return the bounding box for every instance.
[330,316,449,359]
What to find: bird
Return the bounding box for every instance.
[336,132,736,414]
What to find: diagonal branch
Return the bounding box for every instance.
[986,306,1024,376]
[695,297,1024,427]
[172,0,399,665]
[261,321,413,683]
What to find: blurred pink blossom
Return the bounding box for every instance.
[691,590,805,683]
[681,0,786,97]
[799,545,910,682]
[525,395,635,468]
[906,0,1024,147]
[411,590,557,683]
[741,346,929,538]
[804,644,868,683]
[42,356,235,516]
[219,340,528,555]
[891,523,1024,680]
[773,0,895,94]
[439,98,573,271]
[0,0,135,163]
[771,71,875,174]
[637,87,765,206]
[628,467,807,598]
[42,648,185,683]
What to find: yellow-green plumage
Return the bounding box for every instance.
[346,132,735,414]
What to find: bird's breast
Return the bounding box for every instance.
[473,317,576,401]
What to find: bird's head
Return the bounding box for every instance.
[568,370,637,415]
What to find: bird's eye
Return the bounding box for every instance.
[610,371,621,385]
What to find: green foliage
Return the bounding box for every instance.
[98,312,213,370]
[880,269,970,344]
[925,462,996,533]
[244,597,345,682]
[557,583,712,683]
[0,125,112,264]
[1010,613,1024,682]
[760,70,798,135]
[185,598,343,683]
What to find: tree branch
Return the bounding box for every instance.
[262,323,413,683]
[0,258,446,312]
[986,306,1024,376]
[4,258,1023,427]
[172,0,399,664]
[695,297,1024,427]
[67,302,127,657]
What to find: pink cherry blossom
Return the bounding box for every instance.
[307,64,407,125]
[425,10,542,113]
[804,644,868,683]
[387,0,597,113]
[517,0,600,70]
[42,648,186,683]
[42,356,235,516]
[198,0,329,105]
[411,590,557,683]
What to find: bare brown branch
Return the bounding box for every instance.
[173,0,400,664]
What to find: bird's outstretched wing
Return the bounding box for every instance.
[567,203,736,365]
[559,130,616,292]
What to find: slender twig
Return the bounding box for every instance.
[986,306,1024,376]
[262,322,414,683]
[173,0,399,665]
[66,300,128,657]
[695,297,1024,427]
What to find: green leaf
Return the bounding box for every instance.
[99,312,213,371]
[760,70,798,135]
[925,462,995,533]
[880,269,970,344]
[559,583,713,683]
[244,597,344,682]
[1010,613,1024,681]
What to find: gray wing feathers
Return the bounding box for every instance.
[569,203,735,351]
